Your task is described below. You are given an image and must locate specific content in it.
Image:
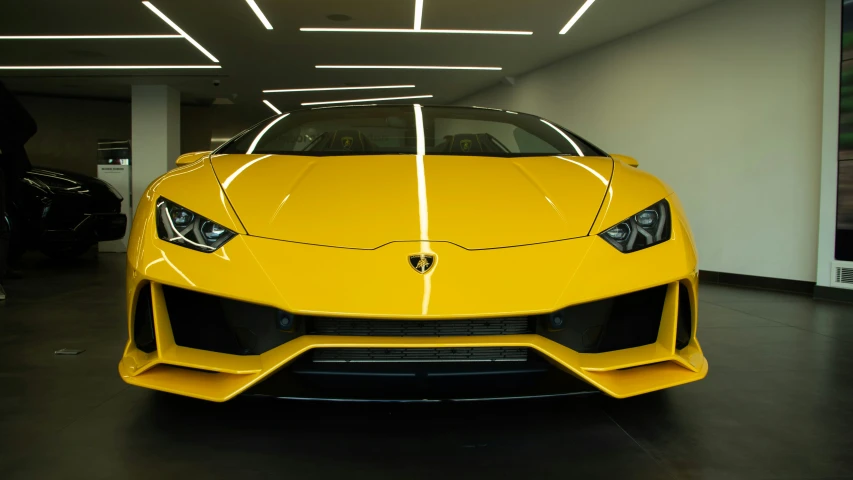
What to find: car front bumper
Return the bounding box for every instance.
[119,271,707,402]
[119,327,707,402]
[41,212,127,244]
[120,192,706,401]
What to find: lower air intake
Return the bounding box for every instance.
[162,285,301,355]
[676,283,692,350]
[133,284,156,353]
[537,285,668,353]
[312,347,529,363]
[306,317,532,336]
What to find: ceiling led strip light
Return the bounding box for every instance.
[263,100,283,115]
[559,0,597,35]
[301,0,531,35]
[245,0,273,30]
[142,1,219,63]
[0,65,221,70]
[0,35,182,40]
[264,85,416,94]
[315,65,501,71]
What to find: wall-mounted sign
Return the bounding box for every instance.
[97,139,131,253]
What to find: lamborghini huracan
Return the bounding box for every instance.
[119,105,707,402]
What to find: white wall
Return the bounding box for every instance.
[458,0,825,282]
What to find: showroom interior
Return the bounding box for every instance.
[2,0,853,478]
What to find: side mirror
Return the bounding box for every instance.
[175,151,212,167]
[611,154,639,168]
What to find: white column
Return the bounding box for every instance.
[816,0,842,287]
[131,85,180,217]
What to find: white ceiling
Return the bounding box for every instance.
[0,0,721,120]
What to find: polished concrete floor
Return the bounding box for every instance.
[2,252,853,480]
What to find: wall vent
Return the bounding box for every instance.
[831,261,853,290]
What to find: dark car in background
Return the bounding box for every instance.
[5,167,127,260]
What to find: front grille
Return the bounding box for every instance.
[160,283,670,357]
[312,347,529,363]
[306,317,533,337]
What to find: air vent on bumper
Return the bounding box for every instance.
[133,284,156,353]
[537,285,668,353]
[306,317,533,337]
[312,347,529,363]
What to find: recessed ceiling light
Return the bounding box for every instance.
[301,27,531,35]
[326,14,352,22]
[142,1,219,63]
[316,65,501,71]
[559,0,597,35]
[0,65,221,70]
[0,34,182,40]
[264,84,415,93]
[263,99,282,114]
[301,94,433,106]
[245,0,273,30]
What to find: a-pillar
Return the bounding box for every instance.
[131,85,180,217]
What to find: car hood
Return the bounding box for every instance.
[28,167,105,189]
[210,154,613,250]
[27,166,118,199]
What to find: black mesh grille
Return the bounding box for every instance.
[312,347,529,363]
[537,285,668,353]
[595,286,667,352]
[159,284,671,357]
[162,286,300,355]
[306,317,532,337]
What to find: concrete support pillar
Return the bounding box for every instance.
[816,0,841,287]
[131,85,180,217]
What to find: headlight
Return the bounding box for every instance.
[155,197,236,252]
[600,199,671,253]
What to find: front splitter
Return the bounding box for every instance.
[244,356,601,402]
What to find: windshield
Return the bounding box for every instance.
[218,105,607,157]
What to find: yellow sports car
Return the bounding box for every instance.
[119,105,707,402]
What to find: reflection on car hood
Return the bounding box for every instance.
[211,154,613,250]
